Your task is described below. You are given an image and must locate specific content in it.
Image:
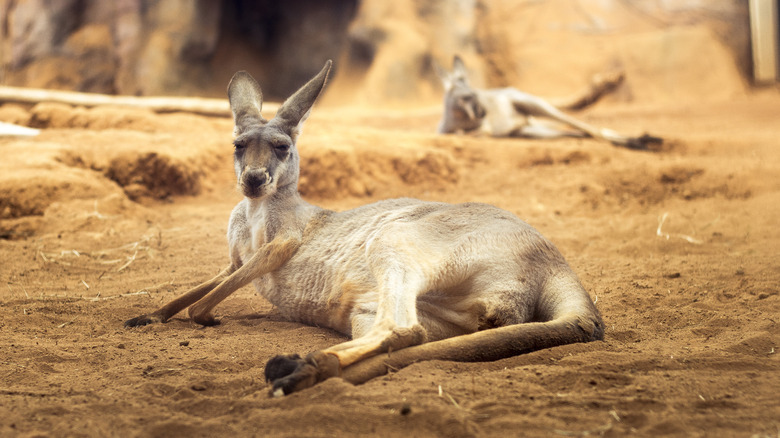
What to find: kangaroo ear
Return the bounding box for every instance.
[433,59,453,91]
[228,71,266,135]
[275,60,332,134]
[452,55,469,85]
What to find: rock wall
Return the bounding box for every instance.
[0,0,357,99]
[0,0,753,105]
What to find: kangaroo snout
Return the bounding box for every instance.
[241,167,272,197]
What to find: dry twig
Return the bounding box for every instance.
[656,212,703,244]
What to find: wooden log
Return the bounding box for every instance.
[0,121,40,137]
[0,85,279,117]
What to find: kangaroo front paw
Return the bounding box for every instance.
[188,306,220,326]
[191,313,220,326]
[265,351,341,396]
[380,324,428,352]
[123,314,163,328]
[622,133,664,151]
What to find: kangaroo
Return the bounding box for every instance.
[437,55,661,150]
[124,60,604,396]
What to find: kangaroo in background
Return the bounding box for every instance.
[124,60,604,396]
[437,55,661,150]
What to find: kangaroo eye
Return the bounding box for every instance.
[274,144,290,152]
[234,141,246,150]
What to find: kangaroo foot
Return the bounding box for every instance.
[620,133,664,151]
[265,351,340,396]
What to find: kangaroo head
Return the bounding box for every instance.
[227,60,332,199]
[437,56,486,131]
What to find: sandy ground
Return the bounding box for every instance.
[1,92,779,437]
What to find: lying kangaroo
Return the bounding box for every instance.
[437,55,661,150]
[124,60,604,396]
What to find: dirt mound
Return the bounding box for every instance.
[0,169,125,240]
[516,148,596,167]
[0,168,121,219]
[586,163,754,210]
[28,103,161,131]
[0,103,232,238]
[106,152,205,201]
[26,102,227,133]
[299,145,459,198]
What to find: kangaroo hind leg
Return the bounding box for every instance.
[338,270,604,385]
[512,119,588,140]
[511,92,661,150]
[265,241,430,396]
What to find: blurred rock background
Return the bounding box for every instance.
[0,0,760,105]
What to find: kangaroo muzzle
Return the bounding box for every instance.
[241,167,272,197]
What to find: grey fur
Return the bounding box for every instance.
[124,60,604,395]
[436,55,662,150]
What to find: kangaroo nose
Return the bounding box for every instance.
[243,168,271,189]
